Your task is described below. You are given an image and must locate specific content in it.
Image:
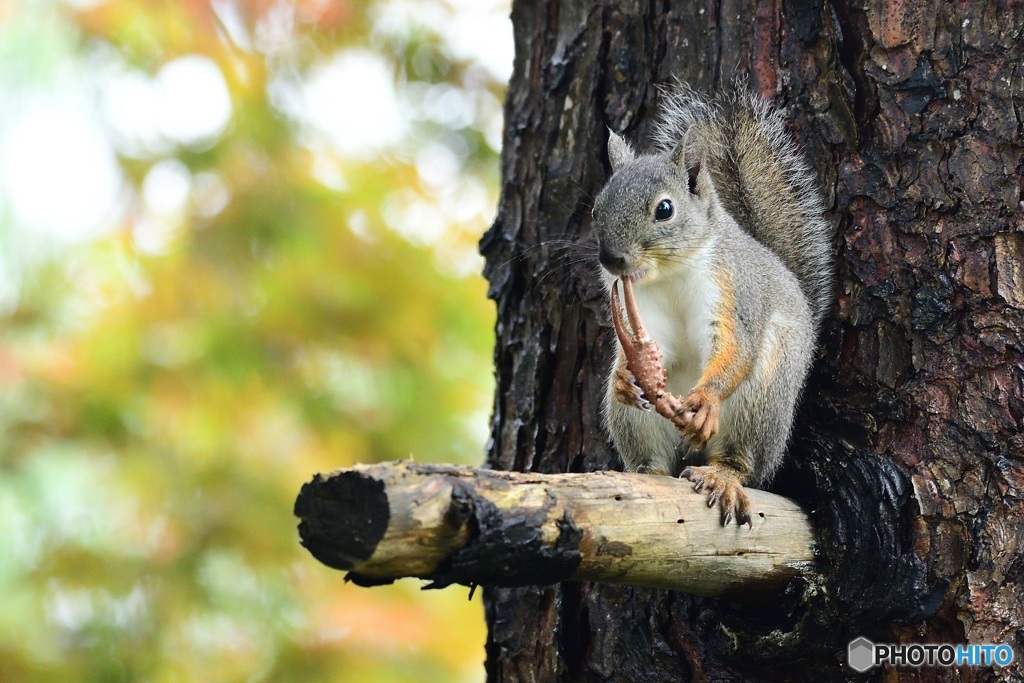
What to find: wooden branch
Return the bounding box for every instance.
[294,462,815,601]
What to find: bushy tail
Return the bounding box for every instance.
[650,84,833,329]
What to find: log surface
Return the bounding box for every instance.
[295,462,814,601]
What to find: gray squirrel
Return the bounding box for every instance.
[591,85,833,526]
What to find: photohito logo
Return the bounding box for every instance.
[848,637,1014,672]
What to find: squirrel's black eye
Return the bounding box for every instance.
[654,199,673,221]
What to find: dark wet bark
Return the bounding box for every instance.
[479,1,1024,680]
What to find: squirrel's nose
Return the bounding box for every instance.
[599,244,629,274]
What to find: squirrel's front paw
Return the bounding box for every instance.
[680,464,752,528]
[613,362,652,411]
[673,387,720,448]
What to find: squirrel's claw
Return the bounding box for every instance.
[676,387,721,448]
[680,464,752,528]
[613,362,651,410]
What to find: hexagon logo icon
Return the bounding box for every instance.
[848,637,875,672]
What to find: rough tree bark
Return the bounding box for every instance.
[479,1,1023,681]
[295,463,813,598]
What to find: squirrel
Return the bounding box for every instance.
[591,84,833,527]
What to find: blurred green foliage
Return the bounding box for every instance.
[0,0,504,680]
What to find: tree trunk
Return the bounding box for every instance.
[479,1,1023,681]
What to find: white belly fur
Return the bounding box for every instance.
[631,248,719,396]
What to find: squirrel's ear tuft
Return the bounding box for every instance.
[607,130,635,171]
[687,161,701,195]
[670,131,702,189]
[670,136,689,169]
[695,161,722,213]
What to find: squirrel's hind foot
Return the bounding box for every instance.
[680,464,752,528]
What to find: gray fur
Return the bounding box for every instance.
[648,84,834,328]
[593,84,832,484]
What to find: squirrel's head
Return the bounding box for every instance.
[591,129,722,283]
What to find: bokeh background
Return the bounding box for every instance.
[0,0,510,680]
